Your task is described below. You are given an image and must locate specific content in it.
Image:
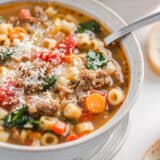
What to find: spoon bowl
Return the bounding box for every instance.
[104,11,160,45]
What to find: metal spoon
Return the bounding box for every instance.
[104,11,160,46]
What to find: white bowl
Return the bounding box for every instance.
[0,0,144,160]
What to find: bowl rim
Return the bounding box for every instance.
[0,0,144,151]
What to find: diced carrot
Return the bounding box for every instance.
[51,121,66,135]
[9,27,27,41]
[66,134,84,142]
[18,9,31,20]
[85,93,106,114]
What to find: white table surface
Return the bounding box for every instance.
[100,0,160,160]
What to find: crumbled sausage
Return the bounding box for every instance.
[76,69,110,91]
[16,60,52,94]
[26,94,59,118]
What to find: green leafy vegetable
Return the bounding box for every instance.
[86,50,107,70]
[4,105,40,129]
[0,48,15,64]
[4,105,27,128]
[43,75,57,91]
[28,117,40,130]
[76,21,100,33]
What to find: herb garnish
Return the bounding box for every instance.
[43,75,57,91]
[76,21,100,33]
[86,50,107,70]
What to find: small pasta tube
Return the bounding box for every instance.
[76,122,94,134]
[46,7,58,18]
[0,23,13,35]
[51,18,62,35]
[52,18,76,34]
[108,88,125,106]
[66,67,80,81]
[90,39,104,51]
[32,30,42,45]
[40,133,58,146]
[0,108,8,119]
[56,77,69,86]
[65,14,78,23]
[0,131,10,142]
[20,130,28,144]
[61,20,76,33]
[40,116,57,131]
[64,103,82,120]
[3,38,11,47]
[105,61,117,75]
[76,33,91,49]
[0,34,11,47]
[41,38,57,49]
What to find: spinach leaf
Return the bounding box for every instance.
[86,50,107,70]
[28,117,40,130]
[4,105,28,128]
[4,105,40,130]
[43,75,57,91]
[0,48,15,64]
[76,21,100,33]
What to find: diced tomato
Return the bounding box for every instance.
[56,36,77,55]
[51,121,66,135]
[34,36,77,66]
[0,80,18,107]
[66,134,84,142]
[18,9,31,20]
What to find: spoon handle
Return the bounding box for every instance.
[104,11,160,45]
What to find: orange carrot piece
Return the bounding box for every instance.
[51,121,66,135]
[85,93,106,114]
[9,27,27,41]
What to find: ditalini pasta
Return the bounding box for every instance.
[0,2,130,146]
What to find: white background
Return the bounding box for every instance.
[100,0,160,159]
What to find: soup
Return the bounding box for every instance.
[0,2,130,146]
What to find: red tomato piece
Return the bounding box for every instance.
[0,80,18,107]
[34,36,77,66]
[56,36,78,55]
[18,9,31,20]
